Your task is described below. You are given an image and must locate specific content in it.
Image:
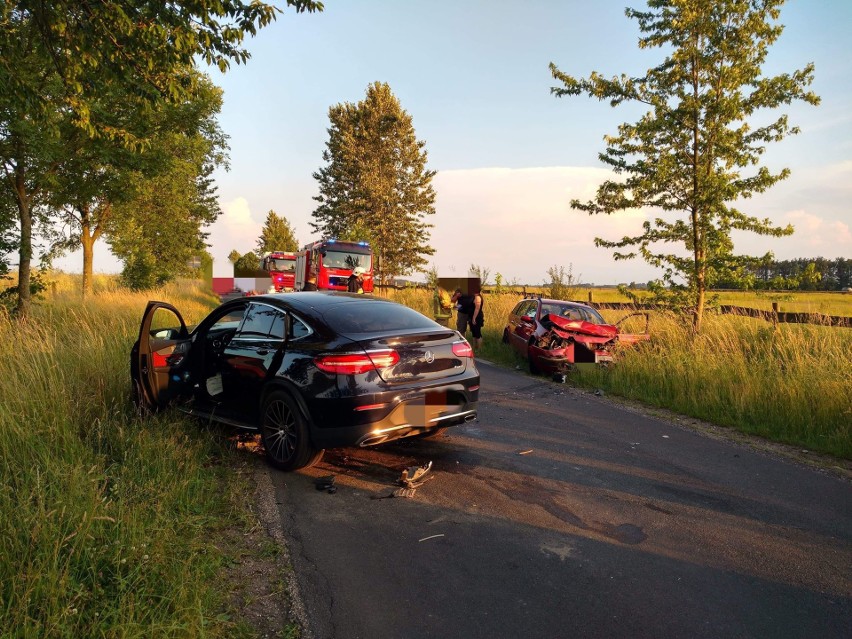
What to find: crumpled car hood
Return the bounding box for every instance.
[544,314,618,340]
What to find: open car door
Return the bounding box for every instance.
[615,312,652,345]
[131,301,191,411]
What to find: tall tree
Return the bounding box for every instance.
[257,210,298,253]
[550,0,819,332]
[106,128,224,290]
[0,0,321,315]
[50,71,228,296]
[311,82,436,283]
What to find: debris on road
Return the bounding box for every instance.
[393,487,418,499]
[371,486,419,500]
[371,462,436,500]
[400,461,433,488]
[518,449,534,456]
[314,475,336,493]
[418,534,445,542]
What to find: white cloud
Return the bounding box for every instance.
[783,210,852,249]
[431,167,652,284]
[209,197,263,277]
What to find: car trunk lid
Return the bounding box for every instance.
[344,328,471,384]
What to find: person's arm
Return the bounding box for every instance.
[472,294,482,323]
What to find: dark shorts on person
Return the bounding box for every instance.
[456,312,469,333]
[470,322,482,339]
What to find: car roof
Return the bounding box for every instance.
[526,298,592,310]
[252,291,391,313]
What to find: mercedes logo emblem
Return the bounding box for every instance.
[424,350,435,363]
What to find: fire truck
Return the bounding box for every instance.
[260,252,298,292]
[294,239,374,292]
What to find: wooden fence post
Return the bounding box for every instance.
[772,302,779,330]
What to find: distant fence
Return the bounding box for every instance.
[574,300,851,328]
[483,287,851,329]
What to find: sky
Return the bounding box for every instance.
[55,0,852,285]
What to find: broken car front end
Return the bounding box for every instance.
[528,313,618,374]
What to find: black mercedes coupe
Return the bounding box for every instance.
[131,292,480,470]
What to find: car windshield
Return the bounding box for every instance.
[322,300,436,334]
[547,303,607,325]
[269,258,295,271]
[322,250,372,271]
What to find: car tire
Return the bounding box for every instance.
[260,390,323,471]
[502,328,509,344]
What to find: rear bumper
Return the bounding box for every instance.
[308,379,479,449]
[532,345,613,374]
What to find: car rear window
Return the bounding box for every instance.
[322,300,437,334]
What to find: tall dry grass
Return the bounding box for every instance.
[0,278,257,637]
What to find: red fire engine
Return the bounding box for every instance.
[260,252,297,292]
[294,239,374,292]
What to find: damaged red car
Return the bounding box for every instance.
[502,298,649,375]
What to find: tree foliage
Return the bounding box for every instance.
[2,1,322,139]
[233,251,260,275]
[47,71,228,296]
[550,0,819,332]
[545,264,580,301]
[311,82,436,283]
[730,256,851,291]
[106,131,224,290]
[0,0,320,314]
[469,264,491,287]
[257,210,298,253]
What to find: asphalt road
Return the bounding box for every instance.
[271,360,851,639]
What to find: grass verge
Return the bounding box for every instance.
[0,279,267,637]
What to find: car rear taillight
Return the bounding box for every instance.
[314,349,400,375]
[452,340,474,358]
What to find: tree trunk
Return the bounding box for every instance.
[14,167,32,318]
[694,270,706,334]
[79,203,103,299]
[81,230,95,298]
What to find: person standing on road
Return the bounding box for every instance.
[451,288,471,336]
[469,290,484,350]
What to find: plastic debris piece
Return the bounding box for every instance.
[393,487,417,499]
[400,461,433,488]
[314,475,335,491]
[418,534,445,542]
[518,449,534,455]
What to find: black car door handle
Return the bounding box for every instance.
[256,349,269,356]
